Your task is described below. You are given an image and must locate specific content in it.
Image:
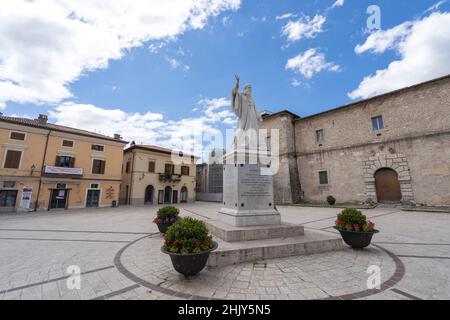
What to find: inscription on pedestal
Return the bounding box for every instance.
[240,167,271,197]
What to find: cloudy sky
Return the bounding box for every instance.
[1,0,449,155]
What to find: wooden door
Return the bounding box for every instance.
[375,168,402,202]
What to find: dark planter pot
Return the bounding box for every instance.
[334,227,379,249]
[161,241,218,277]
[155,220,177,233]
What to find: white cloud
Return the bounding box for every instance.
[281,15,326,42]
[290,78,301,87]
[276,13,297,20]
[349,12,450,100]
[166,57,190,71]
[355,22,413,54]
[48,97,236,155]
[425,1,447,14]
[286,48,341,78]
[331,0,345,9]
[0,0,240,107]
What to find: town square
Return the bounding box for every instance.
[0,0,449,308]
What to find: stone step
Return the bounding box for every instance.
[205,219,304,242]
[207,229,344,268]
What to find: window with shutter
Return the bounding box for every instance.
[92,159,106,174]
[165,164,174,175]
[181,166,189,176]
[4,150,22,169]
[10,132,26,141]
[55,156,74,167]
[148,161,155,173]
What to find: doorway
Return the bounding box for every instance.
[86,189,101,207]
[180,187,188,203]
[49,188,69,209]
[0,190,18,212]
[172,190,178,204]
[375,168,402,203]
[164,186,172,204]
[145,185,154,204]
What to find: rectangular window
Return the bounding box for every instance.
[316,129,324,142]
[181,165,190,176]
[92,159,106,174]
[371,116,384,131]
[148,161,155,173]
[56,183,66,189]
[3,181,16,188]
[91,144,104,152]
[319,171,328,185]
[125,161,130,173]
[10,131,26,141]
[62,140,74,148]
[266,136,271,151]
[90,183,99,189]
[4,150,22,169]
[55,156,75,168]
[165,163,174,175]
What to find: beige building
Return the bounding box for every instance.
[0,114,127,212]
[120,144,198,205]
[261,74,450,206]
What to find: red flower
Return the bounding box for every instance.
[353,224,361,231]
[335,220,344,225]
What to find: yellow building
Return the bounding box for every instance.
[120,144,198,205]
[0,114,127,212]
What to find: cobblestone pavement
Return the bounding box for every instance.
[0,203,449,300]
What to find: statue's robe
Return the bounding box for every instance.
[231,86,262,149]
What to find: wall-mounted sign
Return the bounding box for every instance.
[44,166,83,176]
[20,186,33,209]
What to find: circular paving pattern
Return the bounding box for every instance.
[114,234,404,300]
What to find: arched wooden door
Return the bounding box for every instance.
[375,168,402,203]
[144,185,154,204]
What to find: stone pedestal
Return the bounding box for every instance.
[207,149,343,267]
[218,150,280,226]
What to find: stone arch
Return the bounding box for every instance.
[363,153,414,204]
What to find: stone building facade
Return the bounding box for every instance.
[120,144,198,205]
[261,74,450,206]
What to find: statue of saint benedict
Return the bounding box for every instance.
[231,75,262,150]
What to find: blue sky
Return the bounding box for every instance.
[1,0,449,156]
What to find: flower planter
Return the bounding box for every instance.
[334,227,379,249]
[155,220,177,233]
[161,241,218,277]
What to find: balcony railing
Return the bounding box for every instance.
[158,173,181,182]
[43,165,83,177]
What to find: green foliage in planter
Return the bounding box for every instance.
[156,205,180,219]
[335,208,376,232]
[336,208,367,225]
[163,217,214,254]
[327,195,336,205]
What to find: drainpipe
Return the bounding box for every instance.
[34,129,51,211]
[128,149,136,205]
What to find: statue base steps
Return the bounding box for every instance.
[207,228,344,268]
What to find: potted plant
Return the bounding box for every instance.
[153,205,180,233]
[327,195,336,206]
[334,208,379,249]
[161,217,218,277]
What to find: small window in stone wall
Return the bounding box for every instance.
[316,129,324,142]
[371,116,384,131]
[319,171,328,185]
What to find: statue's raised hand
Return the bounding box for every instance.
[235,74,240,83]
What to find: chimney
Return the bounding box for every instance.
[114,133,122,140]
[37,114,48,125]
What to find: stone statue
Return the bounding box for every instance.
[231,75,262,149]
